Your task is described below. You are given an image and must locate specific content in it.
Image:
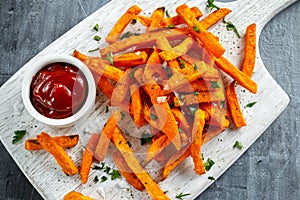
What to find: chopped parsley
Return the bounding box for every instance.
[169,102,175,108]
[93,176,99,183]
[106,50,114,65]
[150,113,158,121]
[203,158,215,171]
[104,166,111,174]
[175,192,191,199]
[93,162,105,170]
[194,64,198,71]
[179,94,185,101]
[164,190,169,194]
[12,130,26,144]
[178,128,184,133]
[223,19,241,38]
[188,106,197,115]
[93,23,99,31]
[245,101,257,108]
[194,91,200,96]
[127,141,132,148]
[208,176,216,181]
[141,133,153,145]
[88,47,99,53]
[177,58,186,69]
[109,169,121,180]
[94,35,101,41]
[166,10,171,18]
[120,31,140,40]
[233,140,244,149]
[100,176,108,183]
[105,106,109,113]
[210,81,220,88]
[129,70,135,78]
[206,0,220,11]
[193,24,199,33]
[165,24,175,29]
[131,19,137,24]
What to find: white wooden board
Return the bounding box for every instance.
[0,0,296,199]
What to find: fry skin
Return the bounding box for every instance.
[190,109,206,175]
[111,128,169,200]
[94,110,122,161]
[112,151,145,191]
[36,132,78,176]
[64,191,95,200]
[25,135,79,150]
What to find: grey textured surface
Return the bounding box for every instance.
[0,0,299,199]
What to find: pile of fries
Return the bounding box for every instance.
[26,3,257,200]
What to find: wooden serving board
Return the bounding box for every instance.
[0,0,296,199]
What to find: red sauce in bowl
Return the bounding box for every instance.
[30,62,88,119]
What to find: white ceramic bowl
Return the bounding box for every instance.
[22,54,96,127]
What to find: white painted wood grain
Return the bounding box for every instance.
[0,0,296,199]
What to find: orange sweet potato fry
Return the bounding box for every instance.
[111,128,169,199]
[176,4,225,58]
[190,109,206,175]
[113,51,148,68]
[241,23,257,77]
[130,84,145,127]
[64,191,95,200]
[164,7,203,26]
[73,50,88,62]
[84,57,125,82]
[226,23,257,127]
[80,150,93,184]
[36,132,78,176]
[215,56,257,93]
[100,28,189,55]
[106,5,142,43]
[112,151,145,191]
[25,135,79,150]
[200,8,232,30]
[148,7,165,31]
[145,134,170,165]
[96,76,114,99]
[183,89,225,105]
[162,146,190,180]
[80,134,100,184]
[111,69,132,107]
[94,110,122,161]
[171,108,191,134]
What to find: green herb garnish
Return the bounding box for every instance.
[106,50,114,65]
[104,166,111,174]
[100,176,107,183]
[94,35,101,41]
[165,24,175,29]
[179,94,185,101]
[194,64,198,71]
[206,0,220,11]
[188,106,197,115]
[178,128,184,133]
[93,23,99,31]
[141,133,153,145]
[175,192,191,199]
[12,130,26,144]
[93,176,99,183]
[169,102,175,108]
[208,176,216,181]
[120,31,140,40]
[109,169,121,180]
[150,113,158,121]
[164,190,169,194]
[210,81,220,88]
[203,158,215,171]
[233,140,244,149]
[88,47,100,53]
[177,58,186,69]
[194,91,200,96]
[246,101,257,108]
[223,19,241,38]
[127,141,132,148]
[93,162,105,170]
[193,24,199,33]
[166,10,171,18]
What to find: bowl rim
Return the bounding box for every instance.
[21,54,96,127]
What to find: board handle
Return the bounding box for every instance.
[218,0,298,32]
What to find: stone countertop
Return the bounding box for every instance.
[0,0,299,199]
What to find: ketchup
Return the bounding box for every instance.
[31,62,87,119]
